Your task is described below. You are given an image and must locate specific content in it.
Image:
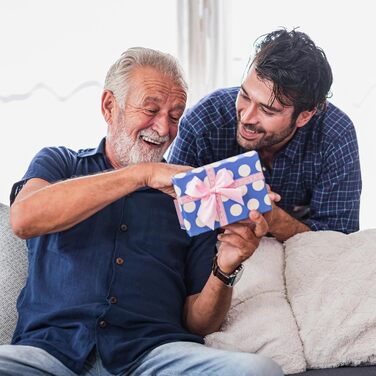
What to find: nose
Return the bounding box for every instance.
[240,102,258,124]
[152,114,170,137]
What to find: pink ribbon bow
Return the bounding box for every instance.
[185,168,244,230]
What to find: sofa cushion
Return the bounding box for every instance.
[205,237,306,375]
[285,230,376,370]
[0,203,28,345]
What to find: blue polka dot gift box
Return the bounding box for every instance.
[172,151,272,237]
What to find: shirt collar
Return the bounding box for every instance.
[77,137,106,158]
[277,112,319,160]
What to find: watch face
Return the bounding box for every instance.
[231,264,244,286]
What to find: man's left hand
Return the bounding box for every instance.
[216,210,268,273]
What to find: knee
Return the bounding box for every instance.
[228,352,284,376]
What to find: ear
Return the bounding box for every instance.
[295,108,317,128]
[101,90,116,125]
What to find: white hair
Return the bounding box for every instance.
[104,47,188,109]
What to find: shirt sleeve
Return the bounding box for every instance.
[303,127,362,233]
[184,230,218,296]
[167,112,201,167]
[10,146,75,204]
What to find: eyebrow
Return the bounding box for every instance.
[240,85,283,113]
[143,96,162,105]
[143,96,185,112]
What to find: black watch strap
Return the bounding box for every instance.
[212,256,244,287]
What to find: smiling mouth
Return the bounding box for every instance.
[140,135,164,147]
[239,123,264,140]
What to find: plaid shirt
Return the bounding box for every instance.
[168,87,362,233]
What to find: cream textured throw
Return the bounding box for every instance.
[285,230,376,369]
[206,237,306,374]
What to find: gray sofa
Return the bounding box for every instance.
[1,202,375,375]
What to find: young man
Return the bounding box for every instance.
[0,48,282,376]
[168,28,362,241]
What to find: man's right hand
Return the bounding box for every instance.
[142,163,192,197]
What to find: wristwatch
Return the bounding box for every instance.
[212,256,244,287]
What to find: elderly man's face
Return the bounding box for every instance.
[106,66,187,167]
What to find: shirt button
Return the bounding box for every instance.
[120,224,128,232]
[116,257,124,265]
[109,296,118,304]
[262,167,267,172]
[99,320,107,328]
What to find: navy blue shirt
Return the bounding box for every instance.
[168,87,362,233]
[10,138,217,374]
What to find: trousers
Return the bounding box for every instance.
[0,342,283,376]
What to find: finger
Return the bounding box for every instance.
[249,210,268,238]
[269,191,281,203]
[220,222,256,240]
[218,233,259,257]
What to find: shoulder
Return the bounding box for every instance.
[33,145,78,165]
[315,102,356,139]
[182,87,239,135]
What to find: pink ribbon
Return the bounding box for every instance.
[183,168,244,230]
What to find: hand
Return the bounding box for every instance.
[216,210,268,273]
[263,184,282,230]
[143,163,192,197]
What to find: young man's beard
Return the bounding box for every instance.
[236,116,297,151]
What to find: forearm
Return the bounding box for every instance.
[185,274,232,336]
[268,206,310,242]
[10,164,148,239]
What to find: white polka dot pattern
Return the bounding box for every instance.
[195,217,205,228]
[174,185,182,197]
[192,167,204,173]
[183,219,191,231]
[230,204,243,216]
[238,164,251,177]
[252,180,265,191]
[240,185,248,196]
[247,198,260,210]
[264,194,271,205]
[174,172,187,179]
[183,202,196,213]
[227,156,239,162]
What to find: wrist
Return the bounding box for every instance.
[216,254,242,274]
[212,256,244,287]
[126,163,152,189]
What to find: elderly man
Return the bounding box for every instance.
[168,28,362,241]
[0,48,282,376]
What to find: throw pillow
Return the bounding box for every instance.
[285,230,376,369]
[205,237,306,374]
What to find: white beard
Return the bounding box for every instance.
[110,118,170,166]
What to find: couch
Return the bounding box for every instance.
[1,202,376,375]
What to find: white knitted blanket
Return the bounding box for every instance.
[206,230,376,374]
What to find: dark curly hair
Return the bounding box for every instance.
[250,28,333,119]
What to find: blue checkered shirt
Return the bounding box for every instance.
[167,87,362,233]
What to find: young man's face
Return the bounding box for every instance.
[235,66,300,152]
[107,66,187,167]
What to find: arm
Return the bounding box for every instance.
[265,201,310,242]
[302,136,361,234]
[265,123,361,240]
[11,162,191,239]
[184,211,268,336]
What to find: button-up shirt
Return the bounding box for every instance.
[167,87,362,233]
[10,138,217,374]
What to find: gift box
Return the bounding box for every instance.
[172,151,272,237]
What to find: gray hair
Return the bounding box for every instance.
[104,47,188,109]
